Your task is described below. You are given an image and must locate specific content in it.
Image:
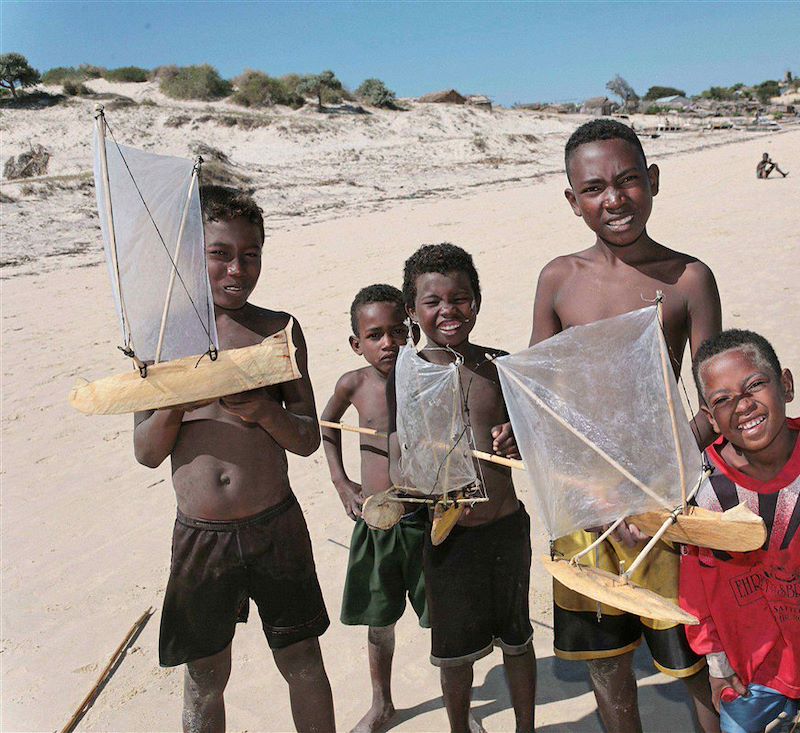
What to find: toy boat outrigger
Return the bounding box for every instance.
[69,107,300,416]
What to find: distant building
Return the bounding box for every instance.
[417,89,467,104]
[652,95,692,110]
[465,94,492,111]
[580,96,616,115]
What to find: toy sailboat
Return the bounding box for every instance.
[351,340,492,545]
[69,107,300,415]
[495,298,766,624]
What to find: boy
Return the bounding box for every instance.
[529,119,722,733]
[320,284,429,733]
[134,185,335,733]
[682,330,798,733]
[390,243,535,733]
[756,152,788,179]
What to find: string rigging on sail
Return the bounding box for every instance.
[69,106,301,416]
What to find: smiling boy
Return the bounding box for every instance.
[390,243,535,733]
[320,284,429,733]
[682,330,798,733]
[530,120,722,732]
[134,185,334,733]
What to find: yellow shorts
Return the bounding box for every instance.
[552,531,704,678]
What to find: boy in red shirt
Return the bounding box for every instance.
[681,329,799,733]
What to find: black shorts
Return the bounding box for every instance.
[424,503,534,667]
[553,606,704,678]
[159,494,329,667]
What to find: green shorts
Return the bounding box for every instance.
[340,509,429,628]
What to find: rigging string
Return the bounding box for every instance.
[102,117,216,361]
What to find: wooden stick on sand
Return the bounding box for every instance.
[60,607,154,733]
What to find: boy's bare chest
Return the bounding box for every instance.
[351,378,390,433]
[555,267,687,329]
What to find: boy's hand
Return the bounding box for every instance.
[220,388,281,424]
[585,520,649,547]
[709,673,748,712]
[335,479,364,521]
[491,422,521,459]
[167,398,215,412]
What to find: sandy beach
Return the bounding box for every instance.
[1,86,798,732]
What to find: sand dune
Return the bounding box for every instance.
[1,85,798,731]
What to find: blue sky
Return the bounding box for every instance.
[2,1,798,105]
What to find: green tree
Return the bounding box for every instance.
[755,79,780,104]
[355,78,397,108]
[643,85,686,101]
[297,70,343,111]
[0,53,41,98]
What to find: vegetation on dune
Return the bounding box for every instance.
[355,78,397,108]
[103,66,150,83]
[231,70,305,109]
[0,53,41,98]
[63,79,91,96]
[160,65,232,101]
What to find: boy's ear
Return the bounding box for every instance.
[349,334,363,356]
[699,404,720,435]
[564,188,582,217]
[647,164,660,196]
[405,304,417,322]
[781,368,794,403]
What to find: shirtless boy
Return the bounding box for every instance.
[391,243,535,733]
[134,186,334,733]
[529,119,722,733]
[320,284,429,733]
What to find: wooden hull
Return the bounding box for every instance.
[542,555,699,625]
[629,503,766,552]
[431,499,465,545]
[69,324,299,415]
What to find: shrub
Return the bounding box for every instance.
[160,65,231,100]
[755,80,780,104]
[644,104,669,115]
[103,66,149,83]
[63,80,90,96]
[355,78,396,108]
[0,53,41,98]
[231,70,304,108]
[42,66,82,84]
[78,64,105,79]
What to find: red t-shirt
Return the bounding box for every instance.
[680,417,800,698]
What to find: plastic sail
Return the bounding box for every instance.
[496,306,703,540]
[93,130,218,363]
[394,342,478,497]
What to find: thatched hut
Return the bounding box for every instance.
[580,96,616,115]
[418,89,466,104]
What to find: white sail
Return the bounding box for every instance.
[496,306,703,540]
[394,342,479,497]
[93,129,218,363]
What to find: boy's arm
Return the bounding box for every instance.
[685,262,723,448]
[320,374,363,520]
[220,319,320,456]
[133,408,185,468]
[529,260,565,347]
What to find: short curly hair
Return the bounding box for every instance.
[350,283,404,335]
[402,243,481,310]
[200,185,264,243]
[565,119,647,182]
[693,329,783,403]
